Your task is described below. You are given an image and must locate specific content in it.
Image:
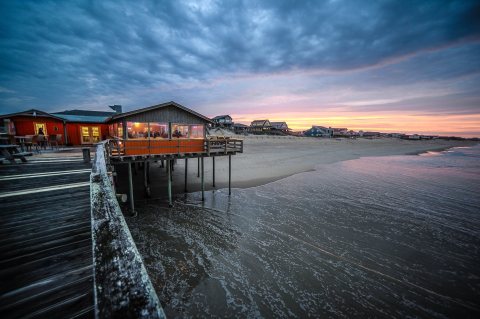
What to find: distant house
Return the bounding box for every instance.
[212,115,233,128]
[388,133,405,138]
[332,127,348,137]
[250,120,272,134]
[271,122,289,133]
[304,126,333,137]
[406,134,421,140]
[233,123,249,134]
[361,131,381,138]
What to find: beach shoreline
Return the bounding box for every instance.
[116,137,478,200]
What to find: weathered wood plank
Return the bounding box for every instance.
[0,159,94,318]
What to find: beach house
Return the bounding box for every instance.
[271,122,289,133]
[233,123,249,134]
[212,115,233,128]
[250,120,272,134]
[332,128,348,137]
[304,126,333,137]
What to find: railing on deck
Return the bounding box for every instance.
[206,137,243,155]
[90,141,165,318]
[108,137,243,157]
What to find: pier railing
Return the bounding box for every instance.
[90,141,165,318]
[108,137,243,157]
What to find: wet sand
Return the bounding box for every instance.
[115,137,477,199]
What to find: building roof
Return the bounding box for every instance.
[51,114,111,123]
[53,110,116,117]
[212,115,232,120]
[0,109,65,121]
[108,101,213,123]
[233,123,248,128]
[311,125,329,130]
[51,109,115,123]
[271,122,288,129]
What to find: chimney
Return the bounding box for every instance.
[109,104,122,113]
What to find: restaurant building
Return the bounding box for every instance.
[106,101,212,155]
[52,110,114,145]
[0,108,117,145]
[0,109,67,143]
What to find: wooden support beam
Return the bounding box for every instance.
[212,156,215,188]
[184,158,188,193]
[128,163,135,215]
[167,159,172,207]
[228,154,232,196]
[201,156,205,201]
[197,157,200,178]
[146,161,150,184]
[144,161,150,197]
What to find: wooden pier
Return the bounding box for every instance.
[0,156,94,318]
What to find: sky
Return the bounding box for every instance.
[1,0,479,137]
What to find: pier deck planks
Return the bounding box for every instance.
[0,157,94,318]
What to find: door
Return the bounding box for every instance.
[34,122,47,135]
[80,126,101,144]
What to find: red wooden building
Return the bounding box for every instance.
[0,109,114,146]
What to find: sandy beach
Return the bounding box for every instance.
[116,136,477,198]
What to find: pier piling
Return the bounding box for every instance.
[167,159,172,207]
[197,157,200,178]
[128,162,135,214]
[184,158,188,192]
[201,156,205,201]
[229,154,231,196]
[212,156,216,188]
[144,161,150,197]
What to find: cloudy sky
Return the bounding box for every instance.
[1,0,479,136]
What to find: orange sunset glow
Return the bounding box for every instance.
[232,112,480,137]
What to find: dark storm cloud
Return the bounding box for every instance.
[0,0,479,112]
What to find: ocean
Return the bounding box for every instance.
[126,145,480,318]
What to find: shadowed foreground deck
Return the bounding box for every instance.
[0,156,94,318]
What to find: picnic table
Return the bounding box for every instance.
[14,136,27,152]
[0,144,33,164]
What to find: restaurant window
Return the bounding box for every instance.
[172,124,189,138]
[92,126,100,143]
[81,126,101,144]
[108,124,114,137]
[189,125,204,138]
[149,122,168,139]
[117,124,123,138]
[34,122,47,135]
[127,122,148,139]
